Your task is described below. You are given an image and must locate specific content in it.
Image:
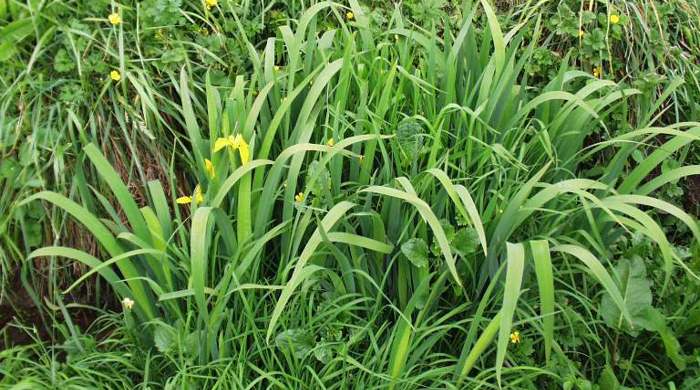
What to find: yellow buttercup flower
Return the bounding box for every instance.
[609,14,620,24]
[214,134,250,164]
[592,65,603,78]
[510,330,521,344]
[295,192,304,203]
[176,185,204,205]
[346,11,354,21]
[108,13,122,25]
[578,29,585,38]
[327,138,335,147]
[122,297,134,310]
[205,158,215,178]
[110,70,121,81]
[205,0,217,9]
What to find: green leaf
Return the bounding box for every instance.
[275,329,315,359]
[153,322,175,354]
[496,242,525,385]
[453,228,479,256]
[530,240,554,364]
[600,257,652,334]
[634,307,686,370]
[597,365,620,390]
[401,238,429,268]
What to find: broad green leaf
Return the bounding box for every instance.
[496,242,525,385]
[600,257,652,333]
[401,238,429,268]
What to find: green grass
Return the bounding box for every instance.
[1,0,699,388]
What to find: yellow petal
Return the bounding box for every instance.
[176,196,192,204]
[238,139,250,164]
[327,138,335,147]
[194,185,204,204]
[295,192,304,203]
[214,137,233,152]
[232,134,244,149]
[239,145,250,164]
[205,159,215,178]
[110,70,121,81]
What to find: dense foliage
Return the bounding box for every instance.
[1,0,699,388]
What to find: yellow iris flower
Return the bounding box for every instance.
[205,158,215,178]
[214,134,250,164]
[176,185,204,205]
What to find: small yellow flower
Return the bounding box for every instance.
[327,138,335,147]
[592,65,603,78]
[295,192,304,203]
[205,0,217,9]
[510,330,521,344]
[346,11,354,21]
[205,158,215,178]
[122,297,135,310]
[108,13,122,26]
[176,185,204,205]
[358,154,364,162]
[110,70,121,81]
[609,14,620,24]
[274,65,281,72]
[578,29,585,38]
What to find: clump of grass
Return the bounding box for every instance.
[1,0,699,388]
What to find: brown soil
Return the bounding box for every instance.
[685,174,700,217]
[0,271,117,349]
